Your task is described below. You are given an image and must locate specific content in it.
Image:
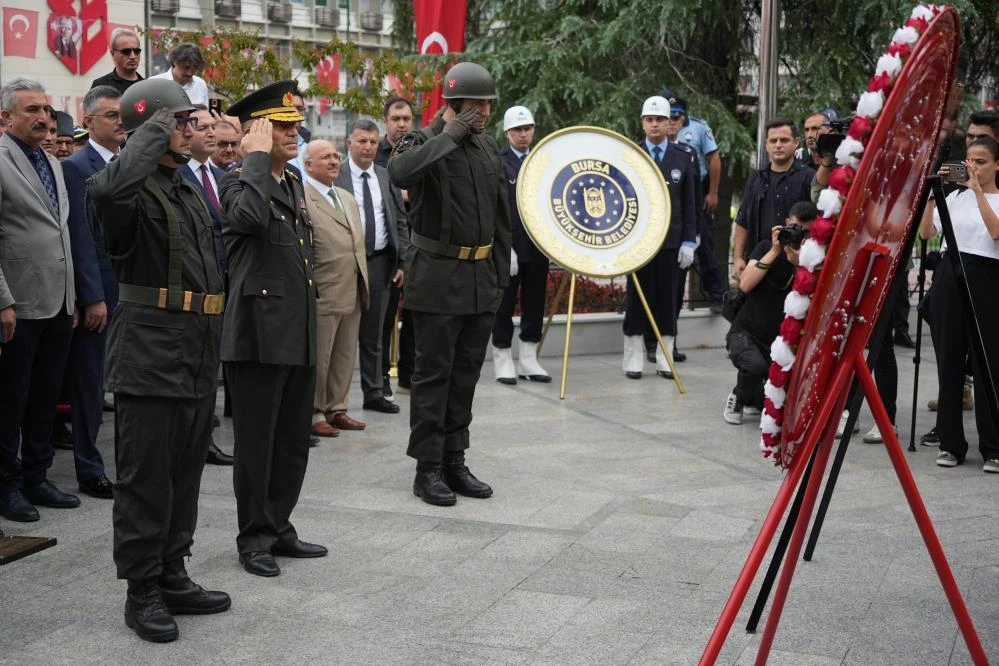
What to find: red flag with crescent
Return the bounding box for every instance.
[3,7,39,58]
[414,0,467,126]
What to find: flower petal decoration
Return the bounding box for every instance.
[835,136,866,170]
[875,53,903,79]
[798,240,826,272]
[856,91,885,120]
[817,188,843,217]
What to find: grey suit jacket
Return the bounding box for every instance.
[334,161,409,280]
[0,133,74,319]
[304,181,370,316]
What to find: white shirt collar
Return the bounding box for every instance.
[88,138,117,164]
[188,157,208,172]
[348,156,376,178]
[306,175,335,195]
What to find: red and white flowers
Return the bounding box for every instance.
[759,4,944,466]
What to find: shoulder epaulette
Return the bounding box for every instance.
[232,167,243,173]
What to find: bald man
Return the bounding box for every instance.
[301,140,370,437]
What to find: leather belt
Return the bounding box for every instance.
[119,283,225,315]
[410,232,493,261]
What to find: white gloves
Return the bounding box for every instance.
[510,249,519,277]
[678,244,695,270]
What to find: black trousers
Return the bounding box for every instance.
[872,318,898,423]
[694,206,725,304]
[68,316,112,482]
[727,328,769,410]
[112,393,213,581]
[492,259,549,348]
[408,311,493,463]
[928,253,999,462]
[0,312,72,493]
[381,284,415,385]
[891,265,911,335]
[360,253,391,401]
[624,248,680,337]
[226,361,314,553]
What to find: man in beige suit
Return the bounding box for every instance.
[303,140,369,438]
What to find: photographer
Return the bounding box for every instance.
[724,201,817,424]
[918,136,999,472]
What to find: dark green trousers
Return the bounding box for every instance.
[408,311,494,463]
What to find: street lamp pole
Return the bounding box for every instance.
[757,0,779,166]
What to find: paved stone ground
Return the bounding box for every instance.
[2,341,998,665]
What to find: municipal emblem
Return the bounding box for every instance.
[549,159,640,249]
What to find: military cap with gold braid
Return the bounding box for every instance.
[226,80,304,124]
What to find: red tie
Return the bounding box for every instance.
[200,164,220,212]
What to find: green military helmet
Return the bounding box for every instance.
[120,78,196,133]
[441,62,496,100]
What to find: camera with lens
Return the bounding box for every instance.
[777,223,808,247]
[816,116,856,159]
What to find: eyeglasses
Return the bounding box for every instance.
[90,110,121,121]
[175,116,199,131]
[113,48,142,56]
[216,140,239,149]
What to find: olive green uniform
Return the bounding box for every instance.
[389,119,511,463]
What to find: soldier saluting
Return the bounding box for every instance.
[89,78,230,643]
[389,62,512,506]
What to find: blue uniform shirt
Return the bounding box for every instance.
[675,116,718,182]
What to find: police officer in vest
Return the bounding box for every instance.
[389,62,512,506]
[89,78,230,642]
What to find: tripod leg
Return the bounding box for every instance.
[629,272,684,393]
[854,355,988,664]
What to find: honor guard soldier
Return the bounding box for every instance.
[622,96,699,379]
[389,62,512,506]
[220,81,328,577]
[89,78,230,643]
[491,105,551,385]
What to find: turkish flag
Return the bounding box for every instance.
[3,7,39,58]
[414,0,466,126]
[316,54,340,92]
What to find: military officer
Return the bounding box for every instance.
[89,78,230,643]
[622,95,699,379]
[219,81,327,577]
[389,62,512,507]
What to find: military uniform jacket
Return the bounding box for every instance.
[219,151,317,367]
[499,147,547,264]
[89,120,224,399]
[640,140,699,251]
[388,119,511,315]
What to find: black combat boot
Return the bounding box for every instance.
[443,451,493,498]
[124,580,178,642]
[413,462,457,506]
[158,561,231,615]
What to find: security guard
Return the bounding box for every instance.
[219,81,327,578]
[389,62,512,507]
[622,95,699,379]
[89,78,230,643]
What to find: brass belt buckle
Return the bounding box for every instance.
[203,294,225,315]
[457,245,475,260]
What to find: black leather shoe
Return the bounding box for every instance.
[413,463,456,506]
[239,551,281,577]
[496,377,516,385]
[673,350,687,363]
[79,474,114,499]
[625,371,642,380]
[657,369,674,380]
[23,480,80,508]
[206,440,234,466]
[272,538,328,558]
[443,453,492,498]
[645,348,656,363]
[363,397,400,414]
[0,489,39,522]
[124,582,178,643]
[158,564,230,615]
[894,330,916,348]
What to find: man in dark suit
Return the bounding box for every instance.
[622,96,699,380]
[60,85,124,500]
[0,77,80,522]
[220,81,327,578]
[335,118,410,414]
[179,106,233,466]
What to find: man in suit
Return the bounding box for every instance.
[335,118,409,414]
[221,81,327,578]
[60,85,124,500]
[0,77,80,522]
[211,120,242,171]
[303,140,369,438]
[180,106,234,466]
[622,96,698,380]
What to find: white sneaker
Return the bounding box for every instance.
[492,345,516,385]
[836,411,859,438]
[936,451,959,467]
[743,405,761,416]
[983,459,999,473]
[724,392,744,425]
[862,425,883,443]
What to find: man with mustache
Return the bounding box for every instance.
[91,28,144,95]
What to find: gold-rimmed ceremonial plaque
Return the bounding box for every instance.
[517,126,682,397]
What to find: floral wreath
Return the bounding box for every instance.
[759,4,945,467]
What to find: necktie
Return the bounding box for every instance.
[30,150,59,216]
[327,188,343,213]
[200,164,220,212]
[361,172,376,256]
[652,146,663,163]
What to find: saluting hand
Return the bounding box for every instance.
[242,118,273,155]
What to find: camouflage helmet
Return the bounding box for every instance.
[441,62,497,100]
[120,78,196,133]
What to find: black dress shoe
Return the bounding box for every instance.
[625,371,642,380]
[646,348,656,363]
[103,399,115,412]
[657,369,674,380]
[124,582,178,643]
[363,397,401,414]
[443,452,492,498]
[673,350,687,363]
[158,566,231,615]
[79,474,114,499]
[496,377,517,385]
[413,463,456,506]
[272,538,328,558]
[0,489,39,522]
[23,480,81,508]
[206,440,234,466]
[239,551,281,577]
[893,330,916,348]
